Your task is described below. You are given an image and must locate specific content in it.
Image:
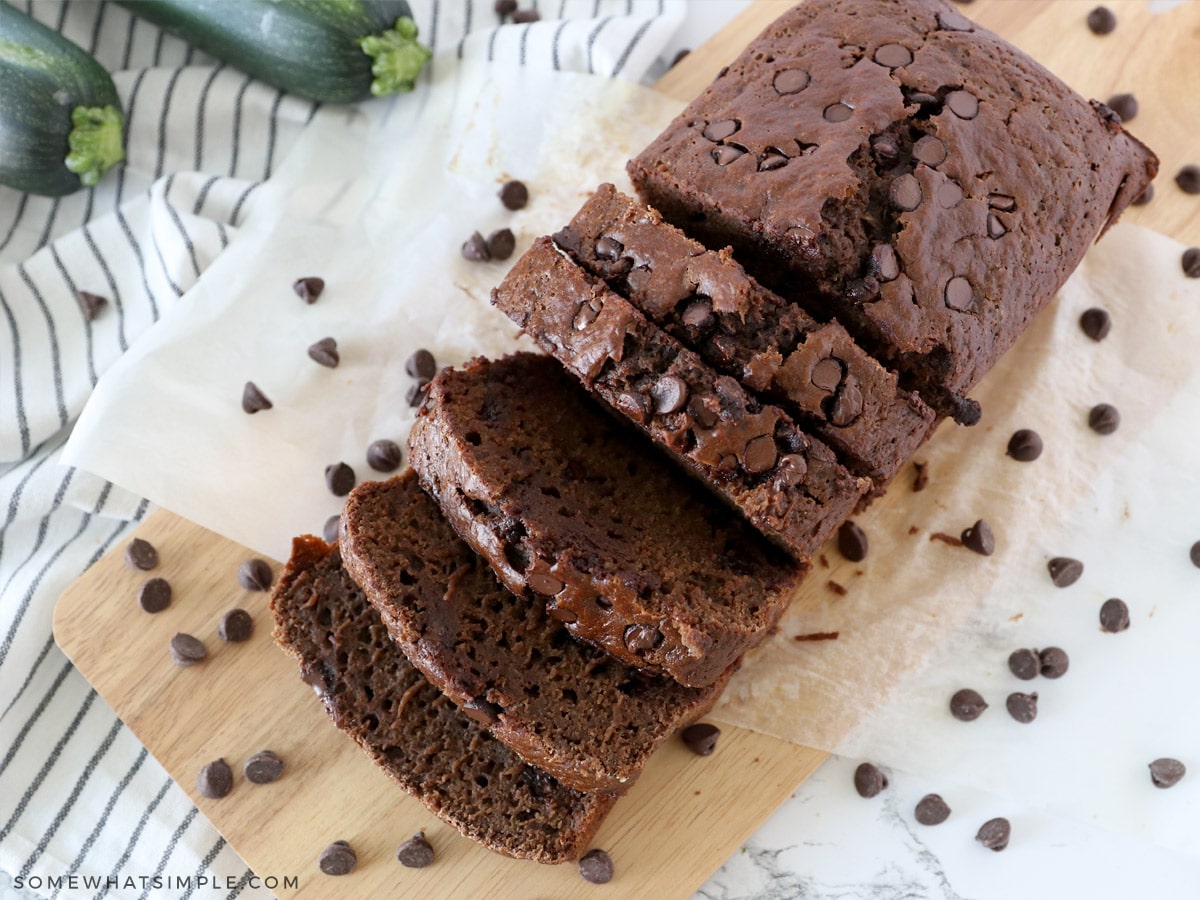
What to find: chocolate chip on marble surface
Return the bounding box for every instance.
[976,817,1011,851]
[138,577,172,614]
[1039,646,1070,678]
[1006,691,1038,723]
[772,69,810,94]
[873,43,912,68]
[889,173,922,211]
[367,439,403,472]
[1149,758,1186,788]
[1100,597,1130,632]
[486,228,516,261]
[396,831,435,868]
[1182,248,1200,278]
[237,558,273,591]
[498,179,528,210]
[1048,557,1084,587]
[1176,165,1200,195]
[77,290,107,320]
[1132,184,1154,206]
[1008,648,1040,681]
[578,849,614,884]
[651,374,688,414]
[307,337,339,368]
[292,277,324,304]
[124,537,159,571]
[461,231,491,262]
[680,722,721,756]
[1191,541,1200,568]
[219,608,253,642]
[243,750,284,784]
[405,348,437,380]
[323,515,341,544]
[241,381,272,414]
[854,762,889,798]
[170,633,206,667]
[1086,5,1117,34]
[1088,403,1120,435]
[318,841,357,876]
[325,462,356,497]
[406,379,430,407]
[823,102,854,123]
[1006,429,1043,462]
[1106,93,1138,122]
[914,793,951,825]
[950,688,988,721]
[837,520,869,562]
[961,519,995,556]
[197,758,233,798]
[1080,307,1112,341]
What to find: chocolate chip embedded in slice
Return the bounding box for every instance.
[837,520,868,562]
[1086,5,1117,34]
[961,519,995,556]
[138,577,172,614]
[498,179,528,210]
[1080,307,1112,341]
[77,290,107,320]
[1048,557,1084,587]
[124,537,159,571]
[1039,647,1070,679]
[1182,248,1200,279]
[307,337,339,368]
[318,840,357,876]
[461,231,491,262]
[169,633,206,666]
[1088,403,1120,435]
[1100,597,1130,632]
[1149,758,1186,788]
[1006,429,1043,462]
[772,69,810,95]
[1006,691,1038,723]
[823,102,854,123]
[624,623,663,653]
[241,381,272,414]
[325,462,356,497]
[889,173,922,211]
[936,8,973,31]
[578,849,614,884]
[219,608,253,642]
[680,722,721,756]
[872,43,913,68]
[406,379,431,408]
[196,758,233,799]
[742,434,778,474]
[702,118,741,142]
[946,90,979,119]
[463,697,502,726]
[293,277,325,304]
[367,439,403,473]
[1176,165,1200,195]
[854,762,888,798]
[650,374,688,414]
[243,750,284,784]
[975,817,1011,851]
[950,688,987,721]
[487,228,516,261]
[405,348,437,380]
[396,831,435,868]
[944,276,973,311]
[1106,93,1138,123]
[912,135,947,167]
[1008,648,1039,680]
[237,558,273,592]
[914,793,951,825]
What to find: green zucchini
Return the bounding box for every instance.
[0,1,125,196]
[115,0,432,104]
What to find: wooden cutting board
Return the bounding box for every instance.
[54,2,1199,899]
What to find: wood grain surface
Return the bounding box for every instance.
[54,2,1199,898]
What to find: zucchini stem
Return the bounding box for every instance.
[64,105,125,187]
[358,16,432,97]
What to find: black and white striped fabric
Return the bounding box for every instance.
[0,2,686,895]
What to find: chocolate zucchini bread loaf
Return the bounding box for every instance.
[270,534,617,863]
[408,353,806,687]
[553,184,937,485]
[493,238,868,557]
[339,472,731,794]
[627,0,1157,423]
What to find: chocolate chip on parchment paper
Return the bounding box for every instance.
[1039,647,1070,678]
[1006,691,1038,723]
[1088,403,1120,435]
[837,520,869,562]
[325,462,356,497]
[1079,307,1111,341]
[961,519,995,556]
[406,349,437,380]
[1006,429,1043,461]
[1047,557,1084,587]
[499,179,529,210]
[293,277,325,304]
[950,688,988,721]
[241,381,272,414]
[1008,648,1040,680]
[307,337,339,368]
[1100,597,1130,632]
[367,439,403,472]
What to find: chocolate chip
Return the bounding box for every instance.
[688,394,719,428]
[125,538,159,571]
[407,379,430,407]
[711,143,747,165]
[946,90,979,119]
[461,231,490,261]
[976,817,1011,851]
[871,244,900,281]
[889,174,922,211]
[243,750,284,784]
[293,277,324,304]
[651,374,688,414]
[943,276,973,311]
[936,9,973,31]
[241,381,272,414]
[1039,646,1070,678]
[498,179,528,210]
[573,300,601,330]
[844,276,879,304]
[831,379,864,424]
[680,299,713,329]
[219,608,253,642]
[758,148,790,172]
[624,623,662,653]
[986,213,1007,239]
[811,357,844,392]
[578,849,614,884]
[1183,247,1200,278]
[950,688,987,721]
[325,462,356,497]
[854,762,889,797]
[775,453,808,486]
[1006,691,1038,723]
[463,698,502,726]
[912,461,929,492]
[742,434,778,474]
[914,793,951,825]
[961,519,995,555]
[871,134,900,163]
[1132,184,1154,206]
[1006,429,1043,461]
[594,235,624,260]
[486,228,516,261]
[1106,92,1138,122]
[307,337,339,368]
[318,841,357,876]
[494,0,517,14]
[1079,307,1112,341]
[1008,648,1040,680]
[77,290,107,320]
[1191,541,1200,568]
[1100,597,1130,632]
[511,8,540,24]
[837,521,868,562]
[680,722,721,756]
[237,558,273,591]
[772,69,810,94]
[1048,557,1084,587]
[197,758,233,799]
[323,514,340,544]
[1175,164,1200,194]
[547,604,578,623]
[937,181,964,209]
[1087,5,1117,33]
[138,578,172,614]
[367,439,402,472]
[670,48,690,68]
[702,119,740,141]
[1149,758,1186,788]
[988,193,1016,211]
[823,102,854,123]
[873,43,912,67]
[396,831,435,868]
[405,348,437,379]
[170,633,206,667]
[912,135,947,167]
[527,571,564,595]
[1088,403,1120,435]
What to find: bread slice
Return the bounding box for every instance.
[408,352,806,687]
[269,534,617,863]
[338,471,731,794]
